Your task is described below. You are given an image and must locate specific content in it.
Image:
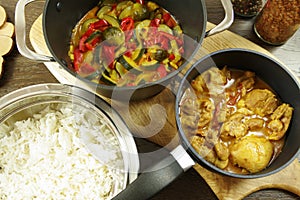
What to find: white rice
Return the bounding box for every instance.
[0,103,125,200]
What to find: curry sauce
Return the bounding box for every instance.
[179,67,293,174]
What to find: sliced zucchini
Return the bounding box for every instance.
[158,24,173,35]
[100,69,117,85]
[85,30,101,43]
[115,62,128,77]
[147,45,169,61]
[116,1,134,13]
[170,39,181,63]
[151,48,169,62]
[173,25,183,37]
[132,3,149,21]
[135,19,151,30]
[103,27,125,46]
[115,46,127,59]
[140,59,159,70]
[135,19,151,42]
[146,1,160,12]
[102,14,120,28]
[80,18,99,36]
[97,5,112,19]
[131,46,145,61]
[119,55,142,74]
[118,5,133,20]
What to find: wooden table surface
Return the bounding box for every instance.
[1,0,299,199]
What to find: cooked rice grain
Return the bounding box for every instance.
[0,104,125,200]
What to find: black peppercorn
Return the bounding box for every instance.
[231,0,265,17]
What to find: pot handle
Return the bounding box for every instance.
[15,0,54,62]
[206,0,234,37]
[113,145,195,200]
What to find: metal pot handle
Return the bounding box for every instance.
[206,0,234,36]
[113,145,195,200]
[15,0,54,62]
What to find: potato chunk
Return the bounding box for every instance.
[230,136,273,173]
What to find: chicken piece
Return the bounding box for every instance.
[197,97,215,128]
[204,148,229,169]
[221,120,248,139]
[267,103,293,140]
[202,67,227,95]
[214,141,229,161]
[191,74,207,93]
[236,71,255,97]
[202,67,227,85]
[236,107,254,116]
[181,114,199,131]
[215,158,229,169]
[205,150,217,164]
[230,136,274,173]
[190,135,211,157]
[180,92,199,116]
[220,113,248,139]
[243,89,278,117]
[226,71,255,105]
[245,118,265,131]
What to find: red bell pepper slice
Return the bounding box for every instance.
[157,64,167,78]
[121,17,135,41]
[162,13,171,23]
[150,18,160,27]
[79,35,88,52]
[160,37,169,50]
[82,27,94,38]
[85,37,101,51]
[168,53,175,61]
[162,13,175,28]
[102,45,116,69]
[136,0,145,4]
[79,63,96,74]
[90,19,109,31]
[158,31,184,46]
[73,48,83,72]
[121,17,134,31]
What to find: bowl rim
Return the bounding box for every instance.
[0,83,140,187]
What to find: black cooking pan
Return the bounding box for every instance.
[112,48,300,199]
[15,0,233,100]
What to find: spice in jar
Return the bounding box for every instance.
[254,0,300,45]
[231,0,265,17]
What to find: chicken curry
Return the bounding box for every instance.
[179,67,293,174]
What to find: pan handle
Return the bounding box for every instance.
[113,145,195,200]
[15,0,54,62]
[206,0,234,37]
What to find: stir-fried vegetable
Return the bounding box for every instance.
[69,0,184,86]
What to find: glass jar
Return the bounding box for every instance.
[231,0,266,17]
[254,0,300,45]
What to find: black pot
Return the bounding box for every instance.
[111,49,300,199]
[176,48,300,178]
[15,0,233,100]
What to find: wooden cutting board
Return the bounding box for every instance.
[29,15,300,200]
